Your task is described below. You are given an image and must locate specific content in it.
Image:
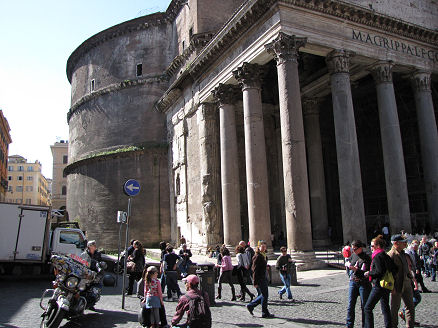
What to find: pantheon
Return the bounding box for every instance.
[66,0,438,264]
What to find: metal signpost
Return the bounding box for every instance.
[121,179,140,309]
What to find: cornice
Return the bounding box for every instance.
[284,0,438,45]
[165,32,216,77]
[67,75,168,123]
[66,1,188,84]
[64,142,168,176]
[157,0,438,113]
[189,0,438,79]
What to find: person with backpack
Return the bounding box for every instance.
[171,274,212,328]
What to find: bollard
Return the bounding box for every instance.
[290,262,298,286]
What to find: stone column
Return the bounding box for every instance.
[302,98,330,247]
[232,62,272,248]
[198,103,222,248]
[411,71,438,232]
[326,50,367,243]
[265,33,313,254]
[370,62,411,233]
[212,84,242,248]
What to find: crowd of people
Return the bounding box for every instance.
[343,233,437,328]
[112,232,437,328]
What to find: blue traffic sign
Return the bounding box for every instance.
[123,179,141,197]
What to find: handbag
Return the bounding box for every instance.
[380,270,394,290]
[127,261,136,273]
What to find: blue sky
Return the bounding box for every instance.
[0,0,172,178]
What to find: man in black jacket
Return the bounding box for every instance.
[246,241,274,318]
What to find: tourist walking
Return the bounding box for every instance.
[388,234,415,328]
[275,246,295,301]
[363,235,395,328]
[142,266,164,328]
[159,241,167,293]
[244,241,255,284]
[235,245,255,302]
[419,236,432,277]
[346,240,371,328]
[431,241,438,282]
[399,252,421,326]
[215,246,236,301]
[406,239,431,292]
[247,240,274,318]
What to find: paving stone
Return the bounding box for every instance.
[1,268,437,327]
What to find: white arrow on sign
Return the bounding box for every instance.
[126,184,140,192]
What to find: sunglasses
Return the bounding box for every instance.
[352,247,359,251]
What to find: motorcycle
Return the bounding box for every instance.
[113,250,126,274]
[40,253,114,328]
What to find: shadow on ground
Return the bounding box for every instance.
[59,309,138,328]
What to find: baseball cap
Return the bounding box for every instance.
[391,234,407,242]
[182,274,199,285]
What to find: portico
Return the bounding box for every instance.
[158,0,438,262]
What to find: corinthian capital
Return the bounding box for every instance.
[211,84,240,105]
[326,49,355,74]
[370,61,393,84]
[411,71,431,92]
[265,32,307,65]
[232,62,264,89]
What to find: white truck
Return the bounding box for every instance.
[0,202,87,276]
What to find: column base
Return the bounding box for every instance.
[290,251,327,271]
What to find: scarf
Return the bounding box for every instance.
[369,248,384,281]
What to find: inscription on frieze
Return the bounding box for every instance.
[352,29,438,63]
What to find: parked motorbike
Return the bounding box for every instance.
[40,253,114,328]
[113,250,126,274]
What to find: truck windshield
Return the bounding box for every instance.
[59,230,85,248]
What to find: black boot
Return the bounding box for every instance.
[216,287,221,299]
[231,285,236,301]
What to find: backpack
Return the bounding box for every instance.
[185,293,211,328]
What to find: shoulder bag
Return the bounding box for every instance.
[380,270,394,290]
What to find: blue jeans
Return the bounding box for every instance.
[248,278,269,316]
[431,264,436,280]
[160,271,166,293]
[278,273,293,299]
[346,280,371,328]
[364,284,391,328]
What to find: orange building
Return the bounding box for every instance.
[0,110,12,201]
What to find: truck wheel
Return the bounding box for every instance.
[42,303,66,328]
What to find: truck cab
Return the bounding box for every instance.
[50,222,86,257]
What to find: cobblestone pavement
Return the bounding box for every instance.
[1,268,437,328]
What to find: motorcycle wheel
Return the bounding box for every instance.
[41,303,66,328]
